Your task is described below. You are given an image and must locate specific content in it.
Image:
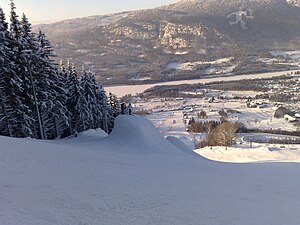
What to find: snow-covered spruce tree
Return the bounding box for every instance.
[0,6,26,137]
[14,13,69,139]
[7,2,69,139]
[80,69,103,130]
[5,1,35,138]
[65,66,89,135]
[96,85,118,134]
[108,92,120,118]
[18,13,48,139]
[80,69,117,133]
[0,7,13,136]
[9,0,21,39]
[36,30,69,139]
[107,92,120,131]
[59,60,74,137]
[106,96,117,133]
[94,84,109,133]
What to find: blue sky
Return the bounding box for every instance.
[1,0,177,24]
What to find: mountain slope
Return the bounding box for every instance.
[165,0,300,46]
[35,0,300,85]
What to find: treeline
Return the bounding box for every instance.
[142,84,205,98]
[0,1,120,139]
[248,129,300,137]
[231,60,292,75]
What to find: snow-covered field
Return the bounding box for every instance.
[141,97,299,135]
[196,144,300,163]
[1,115,300,225]
[106,70,299,97]
[139,97,300,164]
[165,57,234,71]
[270,50,300,61]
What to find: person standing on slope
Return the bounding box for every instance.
[127,103,133,115]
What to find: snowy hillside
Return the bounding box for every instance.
[1,115,300,224]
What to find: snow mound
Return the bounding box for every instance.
[2,118,300,224]
[104,115,188,154]
[166,136,197,156]
[78,128,108,138]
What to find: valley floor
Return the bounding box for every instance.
[105,69,299,97]
[144,100,300,162]
[1,116,300,225]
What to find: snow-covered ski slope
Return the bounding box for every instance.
[1,115,300,225]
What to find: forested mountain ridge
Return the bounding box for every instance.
[35,0,300,85]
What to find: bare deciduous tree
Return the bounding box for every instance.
[207,122,239,148]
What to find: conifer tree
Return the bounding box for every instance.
[94,84,108,132]
[108,92,120,118]
[106,102,116,133]
[0,7,17,136]
[0,7,11,136]
[8,1,35,137]
[9,0,21,40]
[80,70,102,130]
[0,6,32,138]
[36,30,69,138]
[19,13,45,138]
[65,66,88,135]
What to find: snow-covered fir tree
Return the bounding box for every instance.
[80,69,102,130]
[108,92,120,118]
[8,1,35,137]
[80,69,117,133]
[9,0,21,40]
[0,6,14,136]
[96,84,110,133]
[107,92,120,132]
[36,30,69,139]
[0,7,25,137]
[19,13,47,139]
[65,65,89,135]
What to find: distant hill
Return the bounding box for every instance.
[35,0,300,85]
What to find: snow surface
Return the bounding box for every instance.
[1,115,300,225]
[166,136,198,156]
[166,57,233,71]
[77,128,108,138]
[196,146,300,163]
[270,50,300,61]
[142,96,299,133]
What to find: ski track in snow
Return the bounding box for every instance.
[0,116,300,225]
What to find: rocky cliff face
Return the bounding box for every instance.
[35,0,300,85]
